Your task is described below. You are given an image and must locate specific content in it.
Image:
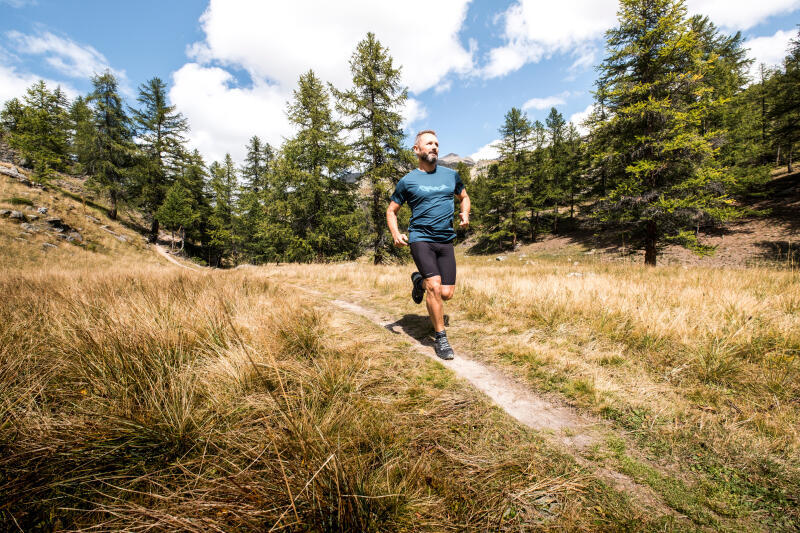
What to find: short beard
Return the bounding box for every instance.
[423,152,437,164]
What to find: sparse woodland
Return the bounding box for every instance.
[2,1,798,267]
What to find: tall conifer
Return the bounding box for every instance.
[334,33,410,264]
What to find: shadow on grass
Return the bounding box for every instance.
[384,313,450,347]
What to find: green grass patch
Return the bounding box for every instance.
[4,196,34,206]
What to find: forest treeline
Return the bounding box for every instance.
[2,0,798,266]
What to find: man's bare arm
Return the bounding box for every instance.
[386,201,409,246]
[456,189,471,227]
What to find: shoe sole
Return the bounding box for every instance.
[411,272,424,304]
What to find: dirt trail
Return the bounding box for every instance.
[154,244,202,271]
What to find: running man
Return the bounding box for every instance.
[386,130,471,360]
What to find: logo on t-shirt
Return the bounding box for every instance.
[419,184,449,192]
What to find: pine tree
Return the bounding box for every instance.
[156,181,195,251]
[528,120,549,240]
[490,107,532,249]
[6,80,70,181]
[283,70,361,261]
[769,28,800,172]
[591,0,740,265]
[85,72,135,220]
[238,135,274,262]
[207,154,240,266]
[545,107,566,233]
[131,77,189,242]
[174,148,211,249]
[68,96,94,175]
[334,32,410,264]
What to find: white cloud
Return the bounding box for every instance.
[6,30,126,86]
[569,104,594,136]
[470,139,501,161]
[401,98,428,131]
[169,63,293,165]
[173,0,474,165]
[480,0,617,78]
[686,0,800,30]
[481,0,800,78]
[746,29,795,79]
[523,92,569,111]
[190,0,473,94]
[0,63,79,104]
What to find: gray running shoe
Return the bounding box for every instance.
[411,272,424,304]
[434,335,455,360]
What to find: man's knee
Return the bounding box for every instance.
[440,285,455,300]
[424,277,442,297]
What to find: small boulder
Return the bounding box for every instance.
[66,231,83,243]
[38,207,48,214]
[42,242,57,250]
[496,256,506,261]
[21,223,37,232]
[567,272,583,278]
[28,214,38,221]
[0,209,10,217]
[10,210,25,221]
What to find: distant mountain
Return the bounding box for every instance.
[438,153,475,168]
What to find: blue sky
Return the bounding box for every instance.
[1,0,798,165]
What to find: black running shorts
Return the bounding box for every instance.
[409,241,456,285]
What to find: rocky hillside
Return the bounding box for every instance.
[0,161,159,270]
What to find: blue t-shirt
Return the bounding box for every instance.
[390,165,465,243]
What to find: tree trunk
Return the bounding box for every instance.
[788,148,793,173]
[150,218,160,243]
[179,227,185,251]
[170,230,175,252]
[644,220,657,266]
[552,204,558,233]
[372,186,384,265]
[109,190,117,220]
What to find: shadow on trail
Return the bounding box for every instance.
[384,314,449,347]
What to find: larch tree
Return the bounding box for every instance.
[591,0,740,265]
[545,107,566,233]
[6,80,70,182]
[768,28,800,172]
[130,77,189,242]
[334,32,410,264]
[284,70,361,261]
[207,154,240,266]
[85,72,135,220]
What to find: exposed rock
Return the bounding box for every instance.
[10,210,25,221]
[38,207,48,214]
[0,209,10,217]
[0,165,26,180]
[496,255,506,261]
[567,272,584,277]
[46,217,63,226]
[116,234,128,242]
[28,214,38,221]
[66,231,83,243]
[21,223,37,232]
[42,242,57,250]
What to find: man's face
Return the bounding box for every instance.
[414,133,439,164]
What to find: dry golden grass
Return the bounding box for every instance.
[0,262,674,531]
[264,253,800,530]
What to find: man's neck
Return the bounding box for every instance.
[417,160,437,173]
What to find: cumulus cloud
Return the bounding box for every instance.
[173,0,473,164]
[169,63,294,165]
[481,0,799,79]
[746,29,796,79]
[471,139,502,161]
[6,30,127,87]
[480,0,617,79]
[0,61,79,104]
[687,0,800,30]
[523,92,569,111]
